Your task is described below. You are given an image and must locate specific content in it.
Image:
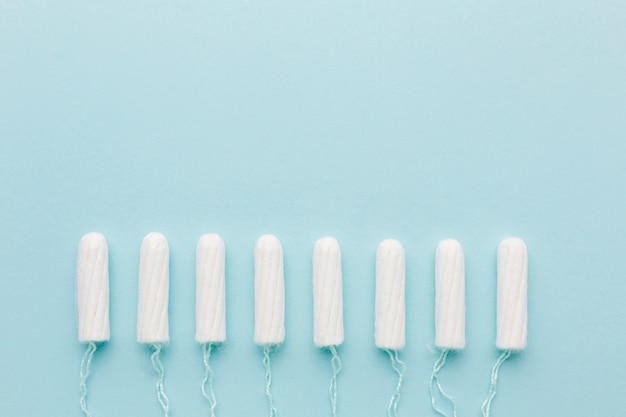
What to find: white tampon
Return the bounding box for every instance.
[76,232,110,343]
[435,239,465,350]
[313,237,344,347]
[137,232,170,344]
[254,234,285,345]
[196,233,226,344]
[375,239,406,350]
[496,238,528,351]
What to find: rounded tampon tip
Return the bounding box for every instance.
[499,237,527,254]
[198,233,225,252]
[77,232,110,343]
[142,232,168,251]
[315,236,340,252]
[79,232,107,249]
[496,237,528,351]
[435,238,465,350]
[437,238,462,254]
[378,239,404,255]
[375,239,406,350]
[313,237,344,347]
[255,234,281,252]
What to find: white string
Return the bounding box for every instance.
[201,343,218,417]
[263,345,279,417]
[328,346,342,417]
[385,349,406,417]
[429,349,458,417]
[151,343,170,417]
[79,342,97,417]
[481,350,513,417]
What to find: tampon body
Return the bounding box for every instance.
[77,232,110,343]
[375,239,406,350]
[435,239,465,350]
[313,237,344,347]
[196,234,226,344]
[254,235,285,345]
[137,232,170,344]
[496,238,528,351]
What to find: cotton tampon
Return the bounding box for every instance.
[376,239,406,417]
[137,232,170,417]
[313,237,344,348]
[430,239,465,417]
[77,232,110,343]
[255,235,284,417]
[76,232,109,417]
[481,238,528,417]
[196,234,225,417]
[375,239,406,350]
[435,239,465,350]
[313,237,344,417]
[496,237,528,351]
[254,234,285,346]
[137,232,170,344]
[196,233,226,344]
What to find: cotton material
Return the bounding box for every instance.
[435,239,465,350]
[254,234,285,345]
[313,237,344,347]
[77,232,110,343]
[496,238,528,351]
[137,232,170,344]
[375,239,406,350]
[196,233,226,344]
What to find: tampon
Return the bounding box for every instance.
[496,238,528,351]
[137,232,170,344]
[254,235,285,345]
[435,239,465,350]
[196,234,226,344]
[375,239,406,350]
[313,237,344,347]
[77,232,110,343]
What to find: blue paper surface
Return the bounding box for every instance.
[1,1,625,415]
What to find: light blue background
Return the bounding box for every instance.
[1,1,625,416]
